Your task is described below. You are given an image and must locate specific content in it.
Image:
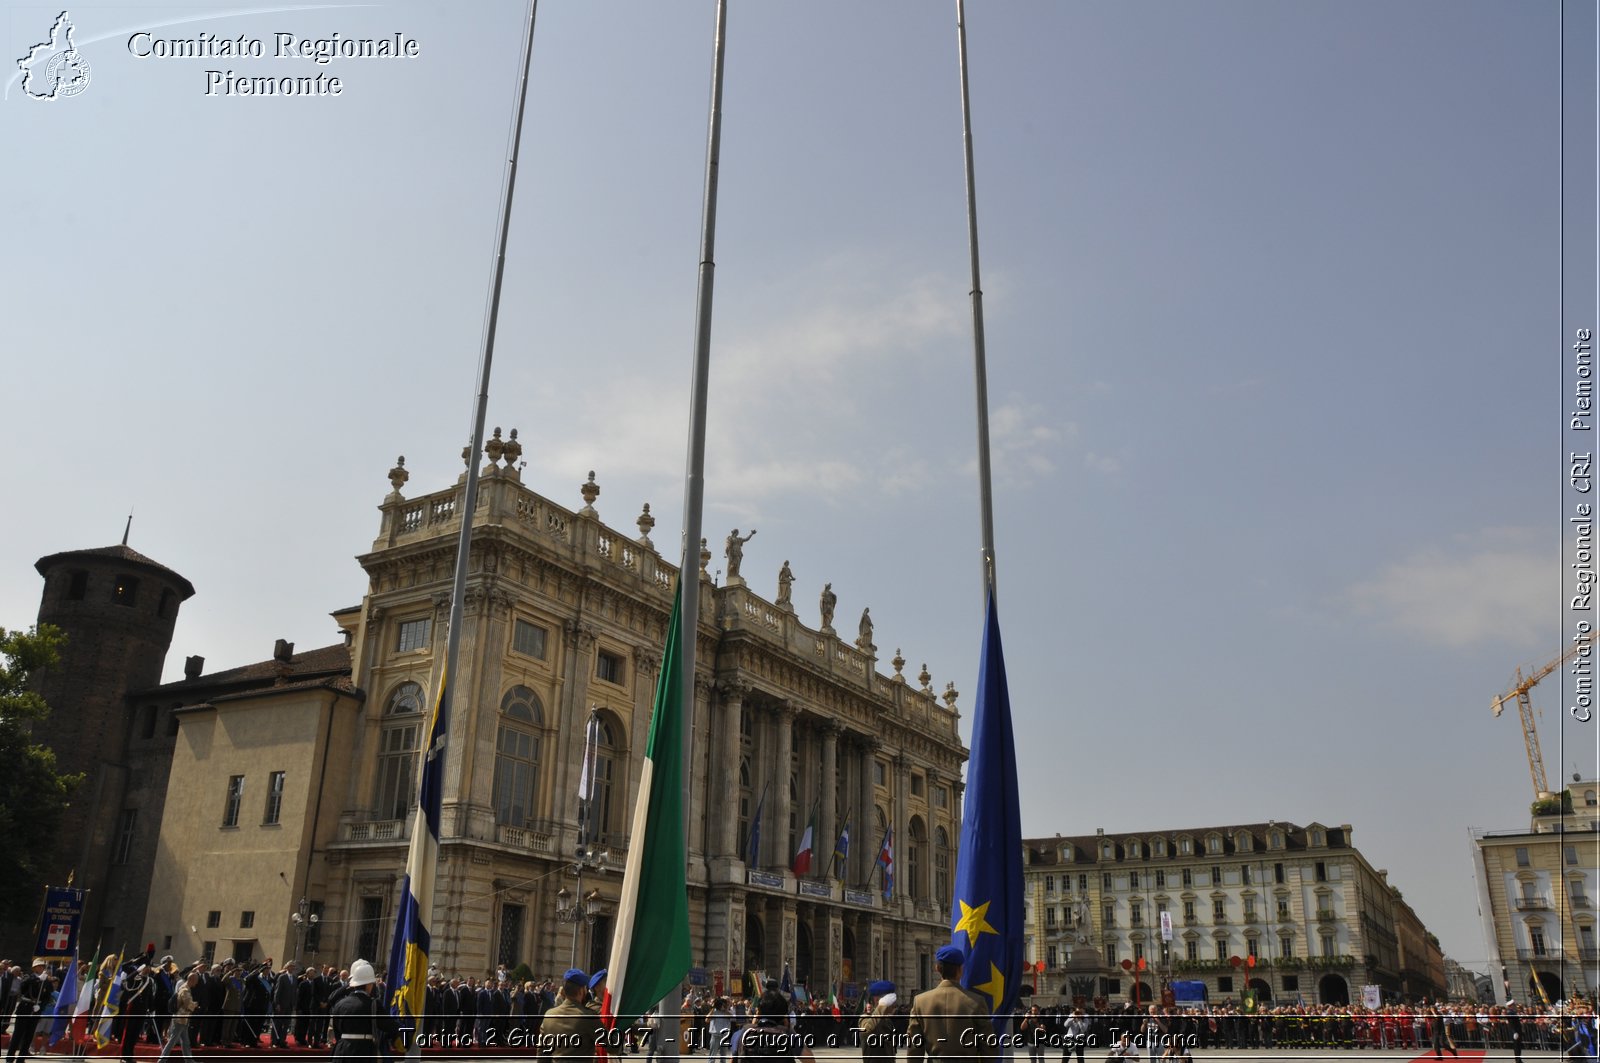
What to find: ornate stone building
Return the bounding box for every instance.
[1022,820,1446,1007]
[138,439,967,995]
[1474,778,1600,1004]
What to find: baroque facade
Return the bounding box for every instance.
[1021,821,1446,1007]
[137,441,967,995]
[1474,778,1600,1004]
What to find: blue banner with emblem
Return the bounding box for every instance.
[34,886,84,957]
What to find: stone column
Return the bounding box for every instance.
[774,703,796,869]
[716,680,749,862]
[821,722,839,875]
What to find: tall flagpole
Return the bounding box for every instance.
[663,0,729,1055]
[388,0,541,1054]
[956,0,998,598]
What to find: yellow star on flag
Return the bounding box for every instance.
[974,961,1005,1011]
[954,898,998,944]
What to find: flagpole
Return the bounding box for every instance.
[387,0,540,1053]
[956,0,998,599]
[661,0,729,1054]
[828,805,853,881]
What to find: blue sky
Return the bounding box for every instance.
[3,1,1593,977]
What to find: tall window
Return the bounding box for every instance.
[512,620,547,659]
[592,716,619,840]
[357,897,385,961]
[1183,900,1196,923]
[738,760,752,859]
[1155,870,1166,889]
[114,809,137,865]
[493,686,544,828]
[222,775,244,828]
[1129,871,1140,889]
[1516,847,1531,867]
[1213,898,1226,922]
[1181,869,1193,888]
[263,771,286,825]
[498,904,525,967]
[1321,934,1336,958]
[396,618,431,652]
[1280,936,1294,958]
[376,683,423,820]
[908,817,927,901]
[112,574,139,607]
[1186,941,1198,961]
[934,827,951,904]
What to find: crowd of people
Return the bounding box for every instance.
[4,944,1599,1062]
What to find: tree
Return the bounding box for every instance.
[0,624,84,923]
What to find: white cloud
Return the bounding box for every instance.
[1339,532,1558,649]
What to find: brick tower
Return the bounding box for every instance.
[8,542,195,956]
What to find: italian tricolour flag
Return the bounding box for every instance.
[601,582,691,1027]
[791,805,817,876]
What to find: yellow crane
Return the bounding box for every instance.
[1491,630,1596,798]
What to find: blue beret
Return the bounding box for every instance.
[868,980,895,996]
[588,969,608,991]
[563,968,588,985]
[935,945,966,965]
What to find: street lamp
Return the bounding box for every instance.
[554,846,609,967]
[291,897,319,962]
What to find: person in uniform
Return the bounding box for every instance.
[859,981,900,1063]
[538,968,604,1062]
[905,945,993,1063]
[4,959,49,1063]
[329,960,398,1063]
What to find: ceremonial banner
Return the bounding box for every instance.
[34,886,84,957]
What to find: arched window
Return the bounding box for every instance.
[493,686,544,827]
[934,826,951,904]
[376,683,423,820]
[909,816,928,901]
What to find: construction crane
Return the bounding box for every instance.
[1491,630,1596,798]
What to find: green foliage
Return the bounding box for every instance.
[0,625,84,923]
[1531,792,1573,816]
[510,962,534,984]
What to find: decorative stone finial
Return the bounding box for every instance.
[919,663,932,692]
[388,456,410,496]
[637,503,655,546]
[502,429,523,475]
[892,649,905,682]
[580,471,600,516]
[486,427,505,466]
[699,537,712,577]
[943,682,960,711]
[462,441,473,468]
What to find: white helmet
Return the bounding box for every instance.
[348,960,378,988]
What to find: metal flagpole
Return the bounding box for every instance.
[397,1,541,1054]
[956,0,998,600]
[662,0,729,1055]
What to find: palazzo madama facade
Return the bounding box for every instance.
[142,437,967,996]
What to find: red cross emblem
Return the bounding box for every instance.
[44,923,71,951]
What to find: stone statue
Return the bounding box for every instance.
[776,561,794,606]
[1075,897,1092,943]
[819,582,837,630]
[857,607,874,647]
[725,529,756,581]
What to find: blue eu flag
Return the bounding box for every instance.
[951,590,1023,1025]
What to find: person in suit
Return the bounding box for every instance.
[905,945,993,1063]
[271,962,298,1048]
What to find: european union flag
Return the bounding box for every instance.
[950,590,1023,1026]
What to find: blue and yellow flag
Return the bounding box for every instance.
[950,590,1023,1026]
[387,663,449,1043]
